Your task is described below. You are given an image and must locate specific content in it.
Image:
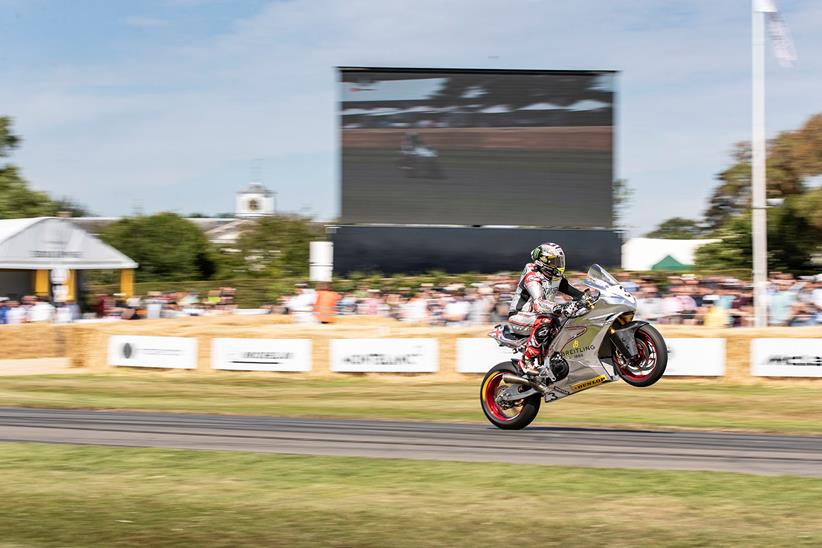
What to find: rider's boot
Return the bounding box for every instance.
[518,347,541,377]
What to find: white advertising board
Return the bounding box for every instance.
[108,336,197,369]
[456,338,519,373]
[212,338,311,372]
[664,338,726,376]
[751,338,822,377]
[330,339,438,373]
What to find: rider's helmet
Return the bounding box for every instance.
[530,242,566,278]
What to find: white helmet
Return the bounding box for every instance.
[530,242,566,278]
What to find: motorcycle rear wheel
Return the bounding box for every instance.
[480,362,541,430]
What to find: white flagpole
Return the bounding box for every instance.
[752,0,768,327]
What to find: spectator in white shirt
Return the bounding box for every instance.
[27,297,55,323]
[6,301,25,324]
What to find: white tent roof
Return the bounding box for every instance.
[621,237,720,271]
[0,217,138,270]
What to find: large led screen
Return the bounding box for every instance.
[340,67,615,227]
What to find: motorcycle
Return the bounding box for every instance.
[482,264,667,430]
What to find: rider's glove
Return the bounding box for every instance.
[554,302,576,317]
[579,289,596,310]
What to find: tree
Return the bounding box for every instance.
[0,166,63,218]
[612,178,633,230]
[793,185,822,232]
[0,116,21,157]
[645,217,704,239]
[695,191,822,272]
[705,135,822,229]
[0,116,92,218]
[780,113,822,179]
[222,215,323,279]
[51,196,93,217]
[703,143,752,230]
[99,213,217,282]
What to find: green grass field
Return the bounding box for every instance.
[1,442,820,547]
[2,373,822,434]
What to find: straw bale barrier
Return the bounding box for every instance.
[13,316,822,383]
[1,323,68,359]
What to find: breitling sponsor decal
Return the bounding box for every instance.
[560,328,594,358]
[561,341,596,358]
[570,375,607,392]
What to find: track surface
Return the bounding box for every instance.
[2,408,821,476]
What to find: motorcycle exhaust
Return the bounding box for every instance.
[502,373,532,386]
[502,373,551,398]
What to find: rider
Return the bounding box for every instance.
[509,242,584,376]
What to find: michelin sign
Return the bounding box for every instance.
[212,338,312,372]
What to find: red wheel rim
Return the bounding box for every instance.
[614,330,658,381]
[482,371,523,421]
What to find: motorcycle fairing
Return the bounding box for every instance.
[537,266,638,403]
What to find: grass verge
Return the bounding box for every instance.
[1,372,822,434]
[1,442,821,547]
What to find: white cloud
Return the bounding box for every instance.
[2,0,822,233]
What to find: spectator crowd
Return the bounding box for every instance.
[0,288,237,324]
[277,271,822,328]
[2,273,822,327]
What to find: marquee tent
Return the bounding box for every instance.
[0,217,138,300]
[621,237,720,271]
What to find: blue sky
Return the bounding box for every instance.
[1,0,820,235]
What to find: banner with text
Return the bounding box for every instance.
[751,338,822,377]
[456,338,519,373]
[664,338,726,376]
[108,336,197,369]
[458,337,726,376]
[330,338,438,373]
[212,338,312,372]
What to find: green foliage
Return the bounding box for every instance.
[0,165,63,218]
[226,216,323,279]
[704,143,753,230]
[0,116,21,157]
[696,112,822,271]
[704,114,822,230]
[0,116,92,219]
[695,193,822,273]
[793,185,822,231]
[612,178,633,230]
[645,217,704,239]
[99,213,218,282]
[768,192,822,271]
[694,216,752,271]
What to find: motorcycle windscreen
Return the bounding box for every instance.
[585,264,619,290]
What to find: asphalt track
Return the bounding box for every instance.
[2,407,821,477]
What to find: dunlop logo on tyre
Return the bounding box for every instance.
[570,375,607,393]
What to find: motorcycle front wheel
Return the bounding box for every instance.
[614,324,668,387]
[480,362,541,430]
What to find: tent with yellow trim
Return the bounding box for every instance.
[0,217,137,301]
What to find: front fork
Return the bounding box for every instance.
[608,320,650,361]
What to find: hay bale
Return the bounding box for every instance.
[0,323,64,359]
[56,315,822,384]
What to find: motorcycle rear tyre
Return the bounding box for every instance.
[480,362,541,430]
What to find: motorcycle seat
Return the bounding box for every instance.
[502,324,527,340]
